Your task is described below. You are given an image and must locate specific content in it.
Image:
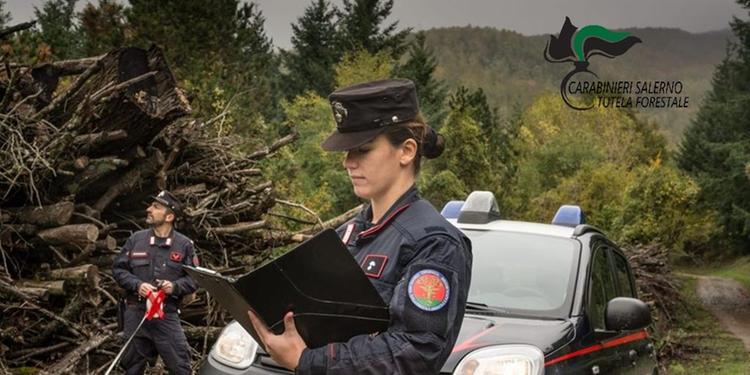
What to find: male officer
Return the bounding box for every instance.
[113,190,198,375]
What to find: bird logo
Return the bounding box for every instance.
[545,17,641,110]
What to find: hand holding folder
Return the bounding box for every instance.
[183,229,390,350]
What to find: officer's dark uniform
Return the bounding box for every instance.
[297,79,473,374]
[113,191,198,375]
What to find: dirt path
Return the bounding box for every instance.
[689,274,750,351]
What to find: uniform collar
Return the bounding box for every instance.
[356,185,420,239]
[149,227,175,248]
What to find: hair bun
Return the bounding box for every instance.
[422,127,445,159]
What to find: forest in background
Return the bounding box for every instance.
[0,0,747,260]
[0,0,749,372]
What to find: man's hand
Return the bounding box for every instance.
[248,310,307,371]
[138,282,157,298]
[159,280,174,295]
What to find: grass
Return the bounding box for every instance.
[676,255,750,294]
[708,257,750,292]
[664,275,749,374]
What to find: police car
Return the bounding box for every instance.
[200,191,658,375]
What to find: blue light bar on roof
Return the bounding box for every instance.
[440,200,465,219]
[552,205,587,227]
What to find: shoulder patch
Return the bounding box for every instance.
[408,269,450,311]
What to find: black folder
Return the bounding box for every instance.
[183,229,389,350]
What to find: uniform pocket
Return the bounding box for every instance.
[129,258,151,281]
[129,258,150,267]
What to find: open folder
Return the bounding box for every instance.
[183,229,389,350]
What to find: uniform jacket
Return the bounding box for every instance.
[113,228,198,312]
[297,185,473,374]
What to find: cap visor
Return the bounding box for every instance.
[320,127,385,151]
[152,196,170,207]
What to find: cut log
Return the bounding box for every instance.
[48,46,191,155]
[93,149,164,213]
[37,224,99,247]
[47,264,99,289]
[15,201,75,227]
[65,156,130,195]
[72,129,128,154]
[211,220,266,234]
[16,280,66,297]
[42,332,111,375]
[96,235,116,251]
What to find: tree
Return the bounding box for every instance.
[281,0,340,98]
[336,0,409,58]
[34,0,83,60]
[127,0,279,128]
[0,1,11,29]
[677,0,750,251]
[428,109,494,192]
[334,49,393,88]
[395,32,447,126]
[78,0,128,56]
[446,86,516,206]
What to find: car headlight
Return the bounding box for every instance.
[454,345,545,375]
[210,321,258,369]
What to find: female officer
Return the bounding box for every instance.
[249,79,472,374]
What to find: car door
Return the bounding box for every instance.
[566,241,627,374]
[609,248,657,374]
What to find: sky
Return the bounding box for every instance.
[6,0,747,49]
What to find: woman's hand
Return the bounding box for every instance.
[248,310,307,371]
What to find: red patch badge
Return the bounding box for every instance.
[169,251,183,262]
[361,254,388,278]
[408,269,450,311]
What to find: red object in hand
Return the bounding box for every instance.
[145,289,166,320]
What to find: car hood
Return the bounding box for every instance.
[440,313,575,372]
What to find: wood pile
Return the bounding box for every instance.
[0,23,319,373]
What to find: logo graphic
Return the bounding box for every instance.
[332,101,348,123]
[169,251,183,262]
[408,269,450,311]
[545,17,641,110]
[361,254,387,278]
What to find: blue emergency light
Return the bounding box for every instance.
[552,205,587,227]
[441,200,465,219]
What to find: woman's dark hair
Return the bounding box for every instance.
[382,113,445,174]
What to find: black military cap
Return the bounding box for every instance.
[152,190,182,216]
[321,79,420,151]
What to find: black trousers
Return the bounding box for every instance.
[120,306,191,375]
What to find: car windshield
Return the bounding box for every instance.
[464,230,580,318]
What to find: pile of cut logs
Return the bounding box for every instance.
[0,25,330,373]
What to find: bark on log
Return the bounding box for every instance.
[47,264,99,289]
[211,220,266,234]
[96,235,117,251]
[72,129,128,153]
[15,201,75,227]
[16,280,66,297]
[48,46,191,155]
[37,224,99,247]
[93,149,164,213]
[42,332,111,375]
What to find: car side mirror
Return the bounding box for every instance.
[605,297,651,331]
